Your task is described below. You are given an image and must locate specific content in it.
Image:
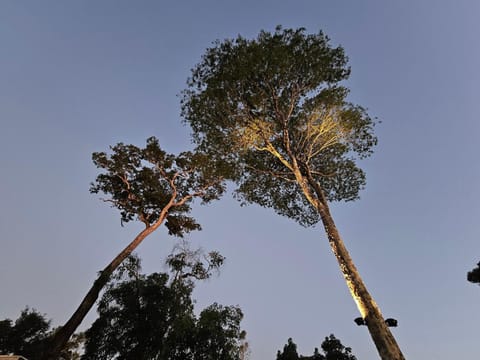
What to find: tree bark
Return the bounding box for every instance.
[317,199,404,359]
[42,214,167,360]
[304,172,405,360]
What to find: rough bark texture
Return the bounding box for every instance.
[42,213,167,360]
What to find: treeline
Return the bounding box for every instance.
[1,254,356,360]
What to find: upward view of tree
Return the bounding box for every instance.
[82,254,245,360]
[43,137,225,359]
[276,335,357,360]
[467,261,480,284]
[182,26,404,359]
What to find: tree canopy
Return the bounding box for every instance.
[81,255,245,360]
[44,137,226,359]
[91,136,225,233]
[181,26,404,360]
[0,308,51,359]
[0,308,82,360]
[182,26,376,226]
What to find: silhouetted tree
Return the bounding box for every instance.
[0,308,50,359]
[318,335,356,360]
[467,261,480,284]
[182,26,403,360]
[43,137,225,359]
[81,255,244,360]
[277,338,299,360]
[276,335,356,360]
[0,308,83,360]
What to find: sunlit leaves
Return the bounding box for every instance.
[182,27,377,226]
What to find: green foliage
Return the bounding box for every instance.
[90,136,225,235]
[276,335,357,360]
[81,256,244,360]
[0,308,82,360]
[195,303,244,360]
[82,272,192,359]
[182,26,377,226]
[467,261,480,284]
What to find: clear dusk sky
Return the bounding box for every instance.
[1,1,479,359]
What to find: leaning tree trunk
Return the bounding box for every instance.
[42,213,168,360]
[308,183,404,358]
[290,166,405,360]
[317,198,404,360]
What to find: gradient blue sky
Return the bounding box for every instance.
[1,1,479,359]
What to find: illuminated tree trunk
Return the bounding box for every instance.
[267,140,405,359]
[318,200,404,359]
[303,169,405,360]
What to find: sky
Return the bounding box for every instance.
[1,1,479,359]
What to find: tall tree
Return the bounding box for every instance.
[43,137,225,359]
[182,26,404,359]
[82,255,244,360]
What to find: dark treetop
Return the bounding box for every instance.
[276,335,357,360]
[467,261,480,284]
[82,255,244,360]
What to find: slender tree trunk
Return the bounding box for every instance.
[284,162,404,359]
[42,214,167,360]
[317,198,404,360]
[302,171,405,360]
